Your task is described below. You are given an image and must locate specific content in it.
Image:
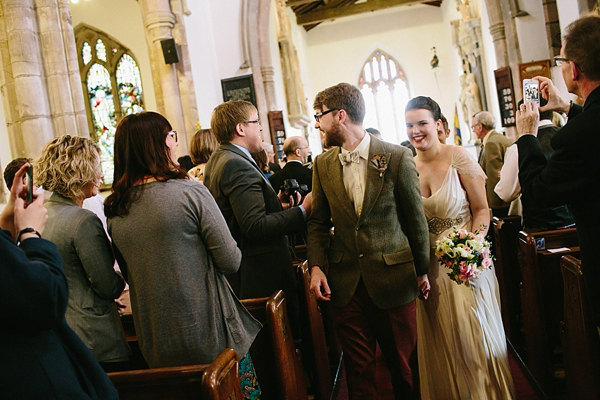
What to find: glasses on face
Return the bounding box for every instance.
[471,123,480,130]
[314,108,339,122]
[167,131,178,142]
[244,119,261,125]
[554,57,570,66]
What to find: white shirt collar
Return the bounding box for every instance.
[231,143,255,164]
[341,132,371,160]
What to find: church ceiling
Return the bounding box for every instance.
[287,0,443,31]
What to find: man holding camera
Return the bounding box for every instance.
[516,15,600,329]
[269,136,312,193]
[204,100,311,339]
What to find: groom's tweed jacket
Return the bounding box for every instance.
[307,136,430,308]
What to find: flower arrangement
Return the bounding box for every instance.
[434,228,492,285]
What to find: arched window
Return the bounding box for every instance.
[75,25,145,184]
[358,50,410,144]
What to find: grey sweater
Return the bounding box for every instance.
[108,180,260,367]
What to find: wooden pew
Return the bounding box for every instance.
[492,215,523,345]
[107,348,242,400]
[518,228,579,393]
[296,261,333,400]
[241,291,308,400]
[560,255,600,399]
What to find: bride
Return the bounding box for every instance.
[405,96,515,399]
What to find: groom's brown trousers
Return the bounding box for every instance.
[333,278,420,400]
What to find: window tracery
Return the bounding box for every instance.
[358,50,410,144]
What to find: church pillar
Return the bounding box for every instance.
[484,0,509,67]
[246,0,272,141]
[139,0,188,156]
[0,0,55,158]
[168,0,198,149]
[36,0,88,138]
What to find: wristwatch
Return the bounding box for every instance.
[17,227,41,244]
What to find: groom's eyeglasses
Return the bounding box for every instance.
[314,108,339,122]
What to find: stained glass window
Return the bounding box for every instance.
[116,54,144,115]
[82,42,92,65]
[87,64,117,183]
[358,50,410,144]
[76,26,145,185]
[96,39,106,62]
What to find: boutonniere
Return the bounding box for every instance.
[370,153,391,177]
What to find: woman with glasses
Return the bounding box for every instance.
[35,135,131,371]
[105,112,261,398]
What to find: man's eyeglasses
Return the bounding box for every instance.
[167,131,178,142]
[314,108,339,122]
[554,57,570,66]
[244,119,261,125]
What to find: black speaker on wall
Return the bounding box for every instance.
[161,39,179,64]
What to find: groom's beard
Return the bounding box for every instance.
[324,123,344,147]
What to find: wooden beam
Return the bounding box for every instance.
[286,0,320,6]
[296,0,426,25]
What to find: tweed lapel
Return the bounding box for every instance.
[358,137,388,224]
[324,147,357,222]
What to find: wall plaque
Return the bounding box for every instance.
[494,67,517,127]
[221,75,257,107]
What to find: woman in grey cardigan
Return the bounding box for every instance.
[105,112,261,398]
[35,135,130,370]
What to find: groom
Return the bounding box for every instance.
[308,83,430,399]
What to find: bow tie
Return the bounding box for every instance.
[339,150,360,166]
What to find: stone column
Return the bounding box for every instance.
[246,0,272,140]
[139,0,188,156]
[0,0,54,158]
[169,0,198,149]
[36,0,86,137]
[484,0,509,67]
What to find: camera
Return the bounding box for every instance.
[281,179,309,206]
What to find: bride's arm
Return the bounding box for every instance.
[461,171,490,236]
[454,148,490,236]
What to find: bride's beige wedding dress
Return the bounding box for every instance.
[417,148,515,400]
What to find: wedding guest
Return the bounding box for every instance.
[105,111,262,397]
[188,129,218,183]
[0,163,118,399]
[36,135,130,370]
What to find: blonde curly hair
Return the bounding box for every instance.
[35,135,101,200]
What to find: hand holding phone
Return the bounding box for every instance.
[26,165,33,206]
[523,79,540,105]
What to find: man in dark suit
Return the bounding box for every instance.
[473,111,513,208]
[204,100,311,339]
[269,135,312,192]
[308,83,430,399]
[516,15,600,328]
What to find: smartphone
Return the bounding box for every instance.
[26,164,33,205]
[523,79,540,105]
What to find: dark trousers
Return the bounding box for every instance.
[333,279,419,400]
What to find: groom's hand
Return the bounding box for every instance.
[417,274,430,300]
[310,266,331,301]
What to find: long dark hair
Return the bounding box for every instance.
[105,111,187,218]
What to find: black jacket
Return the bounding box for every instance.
[517,85,600,324]
[268,160,313,193]
[0,230,118,400]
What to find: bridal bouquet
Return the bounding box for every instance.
[434,228,493,285]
